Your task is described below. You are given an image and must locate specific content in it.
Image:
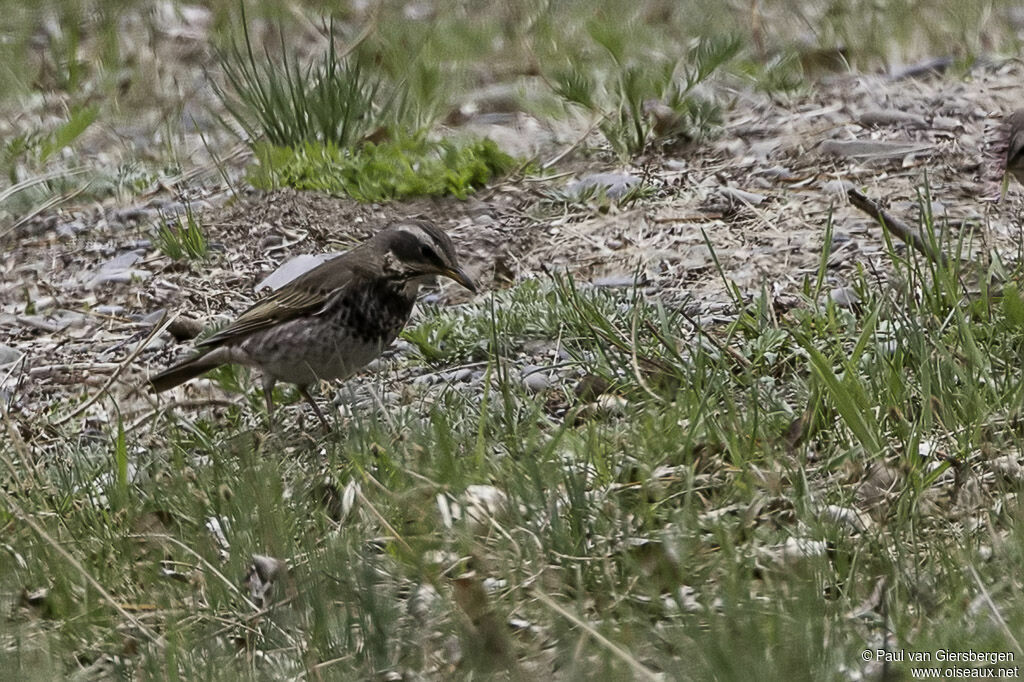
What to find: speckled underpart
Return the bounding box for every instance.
[232,278,416,385]
[148,219,475,426]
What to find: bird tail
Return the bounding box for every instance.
[149,353,223,393]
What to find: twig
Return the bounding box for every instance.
[53,311,175,427]
[354,484,414,556]
[846,188,949,267]
[967,564,1023,656]
[7,180,95,237]
[542,115,607,170]
[531,588,662,681]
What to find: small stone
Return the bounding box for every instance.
[139,309,168,325]
[56,220,87,237]
[931,116,962,131]
[822,179,855,196]
[830,287,860,309]
[989,455,1023,481]
[0,344,22,366]
[591,274,638,289]
[567,172,641,200]
[94,305,126,316]
[719,187,767,206]
[441,368,474,383]
[819,139,931,159]
[18,310,85,332]
[759,165,799,181]
[87,250,150,288]
[877,339,899,356]
[820,504,871,534]
[520,364,551,393]
[463,484,509,530]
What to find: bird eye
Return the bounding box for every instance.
[420,244,440,263]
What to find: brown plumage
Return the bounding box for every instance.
[149,219,476,426]
[1006,109,1024,186]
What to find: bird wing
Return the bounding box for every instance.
[196,253,370,349]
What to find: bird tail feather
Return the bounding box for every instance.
[149,353,222,393]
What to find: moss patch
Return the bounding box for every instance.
[247,136,516,202]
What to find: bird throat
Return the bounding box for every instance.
[329,277,418,345]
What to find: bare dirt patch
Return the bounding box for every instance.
[4,61,1024,426]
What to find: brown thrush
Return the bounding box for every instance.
[1004,109,1024,186]
[149,219,476,426]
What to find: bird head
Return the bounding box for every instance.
[379,219,478,294]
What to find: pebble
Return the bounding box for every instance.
[87,250,150,288]
[719,187,767,206]
[94,305,126,316]
[139,309,168,325]
[440,368,475,383]
[413,373,440,386]
[818,139,930,159]
[821,179,855,196]
[820,504,871,533]
[56,220,87,237]
[567,172,641,200]
[830,287,860,309]
[18,310,85,332]
[574,374,611,402]
[877,339,900,356]
[520,364,551,392]
[591,274,638,289]
[0,344,22,366]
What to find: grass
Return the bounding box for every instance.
[549,34,742,158]
[5,203,1024,677]
[247,136,516,202]
[154,203,209,262]
[215,13,517,201]
[214,17,408,150]
[5,1,1024,679]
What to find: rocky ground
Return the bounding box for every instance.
[4,54,1024,432]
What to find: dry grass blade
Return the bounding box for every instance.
[531,588,663,681]
[0,415,165,648]
[967,564,1024,656]
[52,311,175,427]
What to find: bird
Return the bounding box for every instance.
[1002,109,1024,192]
[148,218,477,427]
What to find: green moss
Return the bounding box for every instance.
[247,136,516,202]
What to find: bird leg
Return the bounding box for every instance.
[298,385,331,430]
[262,372,278,413]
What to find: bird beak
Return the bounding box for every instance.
[441,266,478,294]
